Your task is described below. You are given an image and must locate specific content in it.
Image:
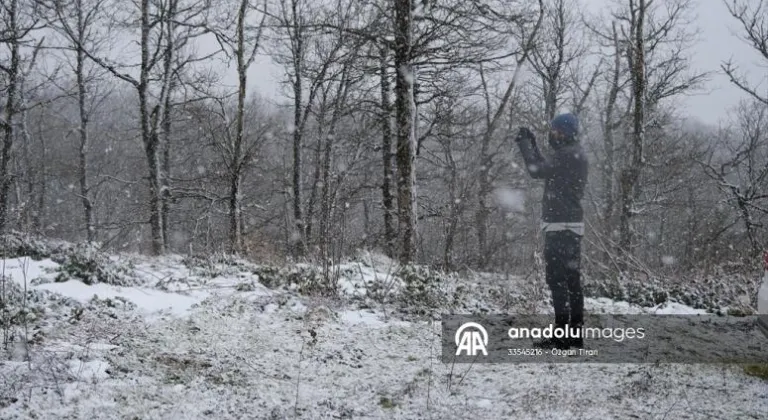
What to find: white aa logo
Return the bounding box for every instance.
[455,322,488,356]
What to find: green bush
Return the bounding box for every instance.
[253,264,336,296]
[52,243,135,286]
[583,264,760,312]
[396,265,455,314]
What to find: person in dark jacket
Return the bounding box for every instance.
[515,113,588,350]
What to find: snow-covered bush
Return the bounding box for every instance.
[181,252,258,278]
[394,265,466,314]
[1,278,82,359]
[1,279,40,353]
[362,273,400,304]
[583,261,761,313]
[253,264,337,296]
[0,231,71,260]
[396,265,446,311]
[52,243,136,286]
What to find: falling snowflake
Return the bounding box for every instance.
[495,188,525,212]
[400,65,414,86]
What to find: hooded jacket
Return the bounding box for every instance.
[516,130,588,226]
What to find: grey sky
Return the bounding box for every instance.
[627,0,765,124]
[225,0,764,126]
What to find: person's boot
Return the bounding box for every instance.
[532,336,570,350]
[532,325,570,350]
[568,323,583,349]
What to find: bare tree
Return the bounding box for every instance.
[599,22,625,226]
[474,0,543,268]
[702,0,768,258]
[41,0,113,241]
[14,39,49,234]
[528,0,588,123]
[0,0,42,233]
[206,0,268,253]
[699,103,768,257]
[722,0,768,105]
[53,0,213,254]
[273,0,311,257]
[617,0,648,260]
[587,0,706,262]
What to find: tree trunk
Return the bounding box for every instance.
[161,101,171,248]
[141,0,164,255]
[619,0,647,264]
[444,188,460,271]
[290,0,305,257]
[20,85,33,232]
[304,132,323,245]
[291,73,304,256]
[379,46,396,258]
[229,0,250,254]
[35,120,46,233]
[394,0,416,265]
[76,0,94,242]
[159,0,179,251]
[0,0,20,233]
[602,22,621,253]
[319,125,333,263]
[475,161,490,267]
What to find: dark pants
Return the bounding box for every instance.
[544,230,583,329]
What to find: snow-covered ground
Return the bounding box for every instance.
[0,252,766,419]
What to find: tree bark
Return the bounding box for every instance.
[290,0,305,257]
[229,0,250,254]
[602,22,622,229]
[394,0,416,264]
[75,0,94,242]
[0,0,20,233]
[140,0,165,255]
[619,0,647,263]
[379,45,396,258]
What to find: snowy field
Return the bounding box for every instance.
[0,252,766,419]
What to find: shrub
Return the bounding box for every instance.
[181,252,258,278]
[253,264,337,297]
[0,231,71,260]
[395,265,466,315]
[52,243,136,286]
[1,278,81,357]
[583,262,761,312]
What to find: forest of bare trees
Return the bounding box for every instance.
[0,0,766,279]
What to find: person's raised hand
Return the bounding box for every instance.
[515,127,534,143]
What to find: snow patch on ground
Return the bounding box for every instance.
[340,309,411,328]
[647,301,710,314]
[36,280,207,317]
[0,252,765,419]
[67,359,111,381]
[1,257,60,285]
